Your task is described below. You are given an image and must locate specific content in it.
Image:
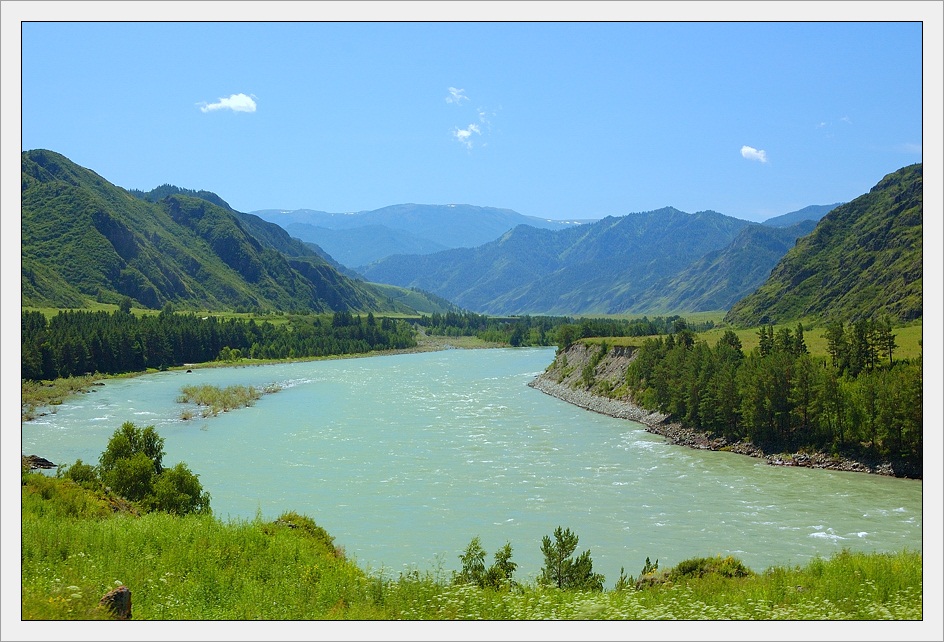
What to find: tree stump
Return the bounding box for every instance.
[99,585,132,620]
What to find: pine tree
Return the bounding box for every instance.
[538,526,604,591]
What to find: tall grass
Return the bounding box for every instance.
[176,383,280,419]
[21,374,100,422]
[21,473,922,622]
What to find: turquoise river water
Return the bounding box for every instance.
[21,347,923,585]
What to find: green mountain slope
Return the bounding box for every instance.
[635,220,818,313]
[359,207,752,315]
[724,164,922,325]
[20,150,436,314]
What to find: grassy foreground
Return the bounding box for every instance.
[21,472,921,621]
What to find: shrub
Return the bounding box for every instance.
[60,459,100,490]
[95,421,209,515]
[454,537,517,590]
[669,555,754,580]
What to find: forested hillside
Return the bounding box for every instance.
[725,164,922,325]
[633,220,818,313]
[359,207,753,315]
[20,150,441,315]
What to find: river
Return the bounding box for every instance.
[21,347,923,585]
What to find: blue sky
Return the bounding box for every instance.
[9,12,931,223]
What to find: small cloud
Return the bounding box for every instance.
[840,116,853,125]
[198,93,257,113]
[453,123,481,149]
[741,145,768,163]
[896,142,922,154]
[445,87,470,105]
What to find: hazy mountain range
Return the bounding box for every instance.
[251,204,591,267]
[355,208,826,315]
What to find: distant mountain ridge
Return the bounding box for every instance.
[761,203,842,227]
[635,220,819,313]
[358,207,759,315]
[20,150,449,315]
[251,204,588,267]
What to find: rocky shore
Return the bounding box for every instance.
[528,342,912,478]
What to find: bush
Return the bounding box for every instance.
[94,421,209,515]
[669,555,754,580]
[61,459,100,490]
[147,462,211,515]
[454,537,517,590]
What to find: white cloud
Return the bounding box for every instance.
[198,93,257,113]
[446,88,495,149]
[740,145,768,163]
[445,87,469,105]
[453,123,481,149]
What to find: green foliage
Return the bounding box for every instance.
[20,475,922,620]
[418,310,712,350]
[21,149,414,314]
[538,526,605,591]
[454,537,518,590]
[95,422,210,515]
[147,463,212,515]
[177,384,272,418]
[21,308,417,381]
[669,555,753,580]
[625,319,922,472]
[726,163,922,326]
[61,459,99,489]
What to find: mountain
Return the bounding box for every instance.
[634,219,819,313]
[129,183,234,211]
[358,207,753,315]
[761,203,842,228]
[20,150,449,314]
[251,204,590,266]
[285,223,449,268]
[724,164,922,325]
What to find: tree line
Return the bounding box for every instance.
[418,311,714,348]
[625,320,921,468]
[21,308,416,381]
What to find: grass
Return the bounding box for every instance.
[21,374,101,422]
[20,472,923,622]
[581,319,923,361]
[176,383,281,419]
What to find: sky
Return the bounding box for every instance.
[7,7,934,224]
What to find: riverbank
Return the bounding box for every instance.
[21,331,506,423]
[529,342,919,479]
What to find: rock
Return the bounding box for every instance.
[22,455,56,470]
[99,585,132,620]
